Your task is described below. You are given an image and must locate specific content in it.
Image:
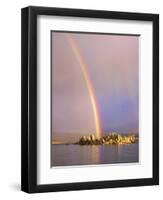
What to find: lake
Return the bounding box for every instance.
[51,143,139,167]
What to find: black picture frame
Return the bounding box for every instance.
[21,6,159,193]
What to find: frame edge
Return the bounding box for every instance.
[21,7,30,193]
[152,14,159,186]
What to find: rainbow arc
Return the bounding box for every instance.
[67,36,102,138]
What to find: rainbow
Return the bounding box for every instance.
[67,36,102,138]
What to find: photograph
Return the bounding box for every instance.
[51,31,139,167]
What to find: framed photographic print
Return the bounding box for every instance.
[21,6,159,193]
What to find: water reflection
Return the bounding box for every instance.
[52,143,139,167]
[90,145,101,164]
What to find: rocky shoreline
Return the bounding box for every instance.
[75,132,138,145]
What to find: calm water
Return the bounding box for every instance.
[52,143,139,167]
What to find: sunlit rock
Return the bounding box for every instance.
[76,133,138,145]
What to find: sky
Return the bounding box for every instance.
[52,32,139,142]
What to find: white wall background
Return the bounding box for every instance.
[0,0,161,199]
